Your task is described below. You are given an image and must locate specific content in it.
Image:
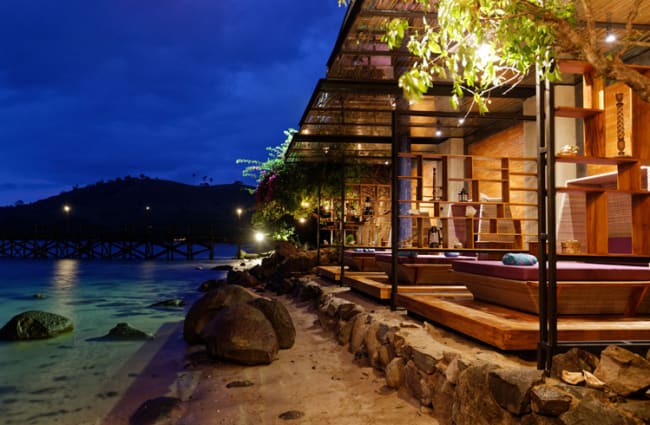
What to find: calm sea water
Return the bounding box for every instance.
[0,244,238,425]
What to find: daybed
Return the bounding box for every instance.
[452,260,650,315]
[375,253,476,285]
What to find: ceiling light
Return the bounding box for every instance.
[605,13,616,44]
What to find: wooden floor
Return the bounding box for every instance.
[397,293,650,351]
[344,274,471,301]
[317,264,650,351]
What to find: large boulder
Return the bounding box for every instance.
[0,310,74,340]
[594,345,650,397]
[183,285,258,345]
[250,297,296,349]
[201,303,279,365]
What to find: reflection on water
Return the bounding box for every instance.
[51,259,80,290]
[0,257,230,425]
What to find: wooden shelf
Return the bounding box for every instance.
[395,153,538,250]
[553,60,650,257]
[555,155,638,165]
[509,171,538,177]
[558,60,594,74]
[510,187,537,192]
[555,106,602,118]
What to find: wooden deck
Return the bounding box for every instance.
[396,293,650,351]
[314,265,386,282]
[343,274,472,300]
[315,265,348,280]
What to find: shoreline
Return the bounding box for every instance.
[103,283,440,425]
[100,321,201,425]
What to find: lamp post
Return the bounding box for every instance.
[63,204,71,237]
[236,208,243,259]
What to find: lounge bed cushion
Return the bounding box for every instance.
[375,253,477,265]
[452,260,650,281]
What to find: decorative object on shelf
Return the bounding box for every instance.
[432,168,441,200]
[452,238,463,249]
[558,144,579,156]
[428,225,443,248]
[363,196,373,216]
[465,205,477,217]
[458,187,469,202]
[616,92,626,156]
[561,239,581,254]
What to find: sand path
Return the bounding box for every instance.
[102,294,438,425]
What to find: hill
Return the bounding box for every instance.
[0,177,255,241]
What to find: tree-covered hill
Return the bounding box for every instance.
[0,177,255,241]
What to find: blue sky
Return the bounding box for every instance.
[0,0,345,206]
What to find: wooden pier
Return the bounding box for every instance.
[0,227,228,260]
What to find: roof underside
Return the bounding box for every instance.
[287,0,650,164]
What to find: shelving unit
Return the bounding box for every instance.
[396,153,538,252]
[321,183,391,247]
[554,60,650,257]
[537,59,650,372]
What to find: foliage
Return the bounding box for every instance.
[236,128,297,184]
[339,0,650,109]
[237,129,341,240]
[237,128,391,241]
[382,0,571,112]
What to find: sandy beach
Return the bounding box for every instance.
[101,289,439,425]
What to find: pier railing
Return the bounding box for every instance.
[0,225,232,260]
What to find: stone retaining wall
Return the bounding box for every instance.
[273,275,650,425]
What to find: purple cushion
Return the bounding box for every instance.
[452,260,650,281]
[375,253,477,264]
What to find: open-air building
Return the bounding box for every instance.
[284,0,650,370]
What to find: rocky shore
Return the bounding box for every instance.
[121,244,650,425]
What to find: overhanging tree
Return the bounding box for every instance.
[339,0,650,109]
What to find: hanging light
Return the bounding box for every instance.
[605,13,616,43]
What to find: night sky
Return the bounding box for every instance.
[0,0,345,206]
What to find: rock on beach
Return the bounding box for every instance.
[0,310,74,340]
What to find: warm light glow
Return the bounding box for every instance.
[435,129,442,137]
[254,232,264,242]
[63,204,71,214]
[605,33,616,43]
[299,217,306,224]
[301,201,310,208]
[236,207,243,216]
[476,43,494,66]
[458,118,465,125]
